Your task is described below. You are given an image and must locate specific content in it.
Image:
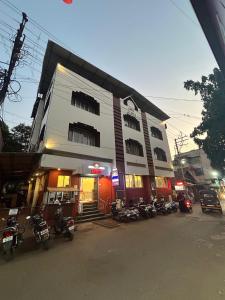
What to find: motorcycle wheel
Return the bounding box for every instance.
[3,248,14,261]
[42,240,50,250]
[65,231,74,241]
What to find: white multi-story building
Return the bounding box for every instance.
[29,41,174,213]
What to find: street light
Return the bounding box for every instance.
[181,159,186,165]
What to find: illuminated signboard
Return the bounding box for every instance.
[112,168,119,186]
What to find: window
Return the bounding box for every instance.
[68,122,100,147]
[43,93,50,116]
[39,125,46,142]
[126,139,143,156]
[57,175,70,188]
[125,175,134,188]
[194,168,204,176]
[124,114,140,131]
[125,175,143,188]
[155,177,168,188]
[151,127,163,140]
[134,175,143,188]
[190,156,200,164]
[154,147,167,162]
[71,91,100,115]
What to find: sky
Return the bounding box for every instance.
[0,0,218,157]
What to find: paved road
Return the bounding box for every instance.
[1,204,225,300]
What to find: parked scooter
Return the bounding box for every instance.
[53,205,75,240]
[152,198,168,215]
[111,201,140,222]
[164,200,178,213]
[135,200,157,218]
[26,213,50,250]
[1,209,25,260]
[179,199,192,213]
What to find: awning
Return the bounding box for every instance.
[0,152,41,181]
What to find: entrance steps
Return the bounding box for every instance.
[76,201,110,223]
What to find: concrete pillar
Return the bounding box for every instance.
[31,178,41,210]
[26,182,33,205]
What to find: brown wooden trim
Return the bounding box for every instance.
[113,96,125,173]
[141,111,155,176]
[127,162,146,168]
[155,166,173,172]
[43,148,113,163]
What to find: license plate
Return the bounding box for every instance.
[40,229,49,235]
[69,225,74,231]
[3,236,13,243]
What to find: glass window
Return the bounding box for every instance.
[155,177,168,188]
[151,127,163,140]
[71,91,100,115]
[125,175,143,188]
[124,115,140,131]
[154,148,167,162]
[126,139,143,156]
[68,123,100,147]
[125,175,134,188]
[57,175,70,188]
[134,175,143,188]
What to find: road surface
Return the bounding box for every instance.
[1,204,225,300]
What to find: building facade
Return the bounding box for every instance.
[29,41,174,214]
[173,148,218,186]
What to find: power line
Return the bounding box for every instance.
[146,95,201,102]
[168,0,199,27]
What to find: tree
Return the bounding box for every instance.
[184,68,225,176]
[0,121,31,152]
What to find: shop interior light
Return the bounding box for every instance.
[57,168,61,171]
[88,166,94,169]
[99,167,105,170]
[35,173,39,176]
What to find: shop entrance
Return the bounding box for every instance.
[79,177,98,202]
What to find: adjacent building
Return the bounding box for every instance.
[173,148,220,198]
[29,41,174,215]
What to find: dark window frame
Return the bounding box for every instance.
[154,147,167,162]
[71,91,100,115]
[123,114,140,131]
[151,126,163,140]
[68,122,100,147]
[125,139,144,157]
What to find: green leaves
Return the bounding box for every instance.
[184,68,225,175]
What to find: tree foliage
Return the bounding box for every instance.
[184,68,225,176]
[0,121,31,152]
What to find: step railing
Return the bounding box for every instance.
[98,198,111,215]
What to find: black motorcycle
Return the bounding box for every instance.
[53,206,75,240]
[164,201,178,213]
[111,202,140,222]
[1,209,25,261]
[26,213,50,250]
[135,202,156,218]
[152,199,168,215]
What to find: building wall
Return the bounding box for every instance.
[0,126,3,152]
[146,113,174,178]
[39,64,116,164]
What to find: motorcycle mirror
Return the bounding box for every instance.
[26,216,31,220]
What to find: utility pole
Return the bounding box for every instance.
[0,12,28,106]
[174,132,189,181]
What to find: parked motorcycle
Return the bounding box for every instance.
[152,198,168,215]
[164,201,178,213]
[135,202,157,218]
[53,206,75,240]
[26,213,50,250]
[111,202,140,222]
[1,209,25,260]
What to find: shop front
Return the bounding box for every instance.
[155,176,173,200]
